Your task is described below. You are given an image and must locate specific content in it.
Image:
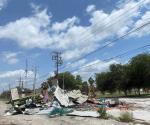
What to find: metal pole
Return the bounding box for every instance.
[52,52,63,79]
[33,67,37,97]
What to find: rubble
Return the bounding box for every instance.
[67,90,88,104]
[53,86,74,107]
[4,81,129,119]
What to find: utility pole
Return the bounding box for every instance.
[17,75,24,98]
[52,52,63,78]
[33,66,37,97]
[18,75,22,88]
[8,84,11,100]
[25,59,28,88]
[8,84,11,91]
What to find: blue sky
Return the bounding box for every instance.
[0,0,150,92]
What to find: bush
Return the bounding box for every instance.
[98,108,108,119]
[119,112,133,122]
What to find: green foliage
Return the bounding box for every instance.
[129,53,150,95]
[47,72,83,90]
[81,81,89,95]
[119,112,133,122]
[0,90,10,99]
[88,77,94,86]
[96,53,150,96]
[96,72,116,94]
[41,81,49,90]
[97,108,108,119]
[75,75,83,89]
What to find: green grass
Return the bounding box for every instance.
[97,108,108,119]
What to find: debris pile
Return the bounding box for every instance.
[4,80,129,118]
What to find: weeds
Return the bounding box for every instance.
[97,108,108,119]
[119,111,133,122]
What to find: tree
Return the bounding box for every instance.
[81,81,89,95]
[109,64,131,96]
[76,75,82,83]
[96,72,116,94]
[75,75,83,89]
[129,53,150,95]
[47,72,82,90]
[95,53,150,96]
[88,77,94,86]
[41,81,49,90]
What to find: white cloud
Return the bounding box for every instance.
[73,59,118,80]
[0,1,150,90]
[0,69,35,92]
[1,51,19,64]
[30,3,42,13]
[0,0,7,11]
[0,0,149,62]
[51,16,79,32]
[131,11,150,37]
[0,69,34,79]
[64,59,87,70]
[143,0,150,9]
[86,5,96,13]
[0,8,52,49]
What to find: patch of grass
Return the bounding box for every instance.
[97,108,108,119]
[119,112,133,122]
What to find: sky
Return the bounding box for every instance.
[0,0,150,92]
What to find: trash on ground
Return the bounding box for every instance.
[4,79,129,119]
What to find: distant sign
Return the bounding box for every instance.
[11,88,19,100]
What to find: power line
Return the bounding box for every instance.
[7,0,147,88]
[0,0,145,85]
[71,42,150,74]
[60,0,146,69]
[61,20,150,71]
[61,0,146,50]
[30,20,150,83]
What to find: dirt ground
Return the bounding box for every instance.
[0,115,132,125]
[0,99,149,125]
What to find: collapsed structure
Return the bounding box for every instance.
[4,79,126,118]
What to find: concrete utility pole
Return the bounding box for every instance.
[17,75,24,98]
[8,84,11,91]
[18,76,22,88]
[52,52,63,78]
[25,59,28,88]
[33,66,37,97]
